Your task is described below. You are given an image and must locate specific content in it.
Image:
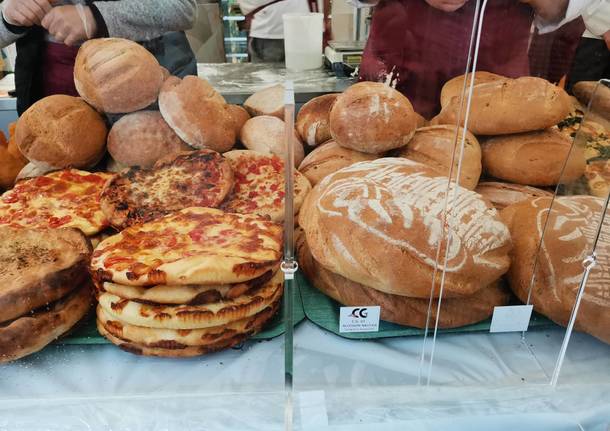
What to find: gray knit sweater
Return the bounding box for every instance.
[0,0,197,47]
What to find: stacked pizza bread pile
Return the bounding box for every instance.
[90,207,283,358]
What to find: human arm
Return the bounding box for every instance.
[0,0,52,47]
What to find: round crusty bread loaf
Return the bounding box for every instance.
[228,104,251,137]
[433,77,573,135]
[440,71,507,109]
[481,128,586,186]
[475,182,553,210]
[330,82,419,154]
[243,84,284,119]
[15,95,107,169]
[298,158,512,298]
[296,94,339,147]
[159,76,235,152]
[573,81,610,120]
[298,140,377,186]
[107,111,192,168]
[296,227,510,328]
[239,116,305,166]
[395,125,481,190]
[74,38,164,114]
[502,196,610,344]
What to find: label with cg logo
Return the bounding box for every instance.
[339,306,381,333]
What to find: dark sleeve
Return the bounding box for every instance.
[86,1,109,38]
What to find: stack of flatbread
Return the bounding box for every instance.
[90,207,284,357]
[0,227,92,363]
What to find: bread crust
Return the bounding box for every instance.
[440,71,506,109]
[239,116,305,166]
[481,129,585,186]
[243,84,284,119]
[330,82,419,153]
[296,94,339,147]
[298,158,511,298]
[475,182,553,210]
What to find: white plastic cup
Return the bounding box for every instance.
[283,13,324,71]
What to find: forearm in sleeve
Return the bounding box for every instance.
[0,5,27,48]
[90,0,197,41]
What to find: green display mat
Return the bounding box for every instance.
[56,284,305,345]
[298,273,556,340]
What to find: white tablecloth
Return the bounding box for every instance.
[1,321,609,430]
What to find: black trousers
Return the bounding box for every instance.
[567,37,610,92]
[249,37,285,63]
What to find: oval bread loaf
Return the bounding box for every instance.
[475,182,553,210]
[440,71,507,108]
[239,116,305,166]
[296,94,338,147]
[243,84,284,119]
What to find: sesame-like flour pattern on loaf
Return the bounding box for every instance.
[533,196,610,307]
[316,158,510,273]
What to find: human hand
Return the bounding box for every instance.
[2,0,53,27]
[519,0,569,23]
[425,0,468,12]
[41,5,97,46]
[604,30,610,51]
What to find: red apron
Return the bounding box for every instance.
[41,42,80,98]
[359,0,533,118]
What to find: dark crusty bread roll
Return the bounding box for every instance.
[396,125,481,190]
[15,95,108,169]
[243,84,284,119]
[296,94,339,147]
[298,140,377,186]
[572,81,610,120]
[298,158,512,298]
[239,116,304,166]
[107,111,192,168]
[475,182,552,210]
[159,76,235,153]
[330,82,419,154]
[433,77,572,135]
[440,71,506,109]
[74,38,164,114]
[481,128,585,186]
[296,227,510,328]
[502,196,610,344]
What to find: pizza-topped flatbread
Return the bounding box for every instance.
[90,207,283,286]
[0,169,112,235]
[221,150,311,222]
[100,150,234,230]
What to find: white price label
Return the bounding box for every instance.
[339,306,380,333]
[490,305,533,333]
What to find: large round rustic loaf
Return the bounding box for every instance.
[107,111,192,168]
[433,77,572,135]
[239,116,305,166]
[396,125,481,190]
[243,84,284,119]
[440,71,506,108]
[298,158,512,298]
[329,82,419,154]
[298,140,377,186]
[475,182,553,210]
[74,38,164,114]
[15,95,108,169]
[296,228,510,328]
[481,129,585,186]
[502,196,610,344]
[159,76,235,153]
[296,94,338,147]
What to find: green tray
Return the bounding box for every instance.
[56,283,306,345]
[298,273,556,340]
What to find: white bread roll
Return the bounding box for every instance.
[243,84,284,119]
[15,95,107,169]
[330,82,419,154]
[239,116,304,166]
[481,129,585,186]
[107,111,192,168]
[475,182,553,210]
[159,76,235,153]
[433,77,572,135]
[440,71,507,109]
[299,158,512,298]
[396,125,481,190]
[502,196,610,344]
[296,94,338,147]
[298,140,377,186]
[74,38,164,114]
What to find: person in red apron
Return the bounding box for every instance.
[359,0,573,118]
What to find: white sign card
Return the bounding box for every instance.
[489,305,534,333]
[339,306,381,333]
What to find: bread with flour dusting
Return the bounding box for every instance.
[298,158,512,298]
[502,196,610,344]
[329,82,419,154]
